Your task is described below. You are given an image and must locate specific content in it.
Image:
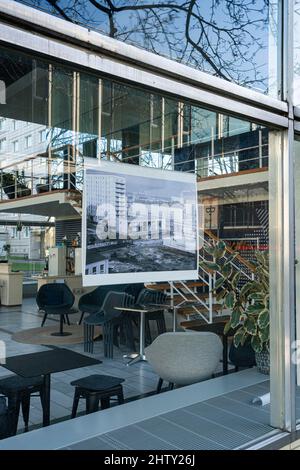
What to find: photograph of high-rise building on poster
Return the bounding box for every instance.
[83,163,198,284]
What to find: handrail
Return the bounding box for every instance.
[0,144,84,201]
[204,228,256,273]
[0,144,77,171]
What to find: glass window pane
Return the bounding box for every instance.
[19,0,281,97]
[78,73,99,159]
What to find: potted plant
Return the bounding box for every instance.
[1,172,31,199]
[16,170,31,198]
[1,173,16,199]
[3,243,11,261]
[200,242,270,374]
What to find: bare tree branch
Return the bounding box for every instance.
[25,0,272,90]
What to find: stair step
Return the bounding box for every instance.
[172,294,211,305]
[146,281,206,291]
[177,303,223,317]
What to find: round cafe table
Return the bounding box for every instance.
[45,307,78,337]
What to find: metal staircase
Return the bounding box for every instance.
[150,230,255,324]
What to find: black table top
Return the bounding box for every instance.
[2,348,101,378]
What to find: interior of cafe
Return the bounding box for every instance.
[0,40,273,447]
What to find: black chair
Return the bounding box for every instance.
[71,374,125,418]
[36,283,75,327]
[136,288,167,344]
[0,375,45,436]
[124,283,145,301]
[0,397,9,440]
[84,291,134,356]
[78,286,121,325]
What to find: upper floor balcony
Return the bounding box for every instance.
[0,144,83,218]
[0,41,270,213]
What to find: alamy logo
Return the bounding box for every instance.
[94,201,196,242]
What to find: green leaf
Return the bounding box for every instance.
[263,294,269,307]
[257,309,269,329]
[199,261,219,272]
[214,241,226,259]
[231,271,241,288]
[221,263,232,279]
[214,277,225,290]
[233,328,246,348]
[246,303,265,315]
[216,290,227,302]
[251,334,263,353]
[231,308,242,328]
[223,320,232,335]
[248,293,264,301]
[259,326,269,343]
[256,251,265,265]
[203,245,215,256]
[225,292,235,309]
[244,316,257,335]
[240,282,254,298]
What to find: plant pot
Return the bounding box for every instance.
[17,186,31,198]
[229,342,256,368]
[255,349,270,375]
[3,185,15,199]
[36,184,50,194]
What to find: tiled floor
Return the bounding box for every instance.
[0,298,234,436]
[0,298,162,432]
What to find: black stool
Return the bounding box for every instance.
[0,375,45,435]
[70,374,125,418]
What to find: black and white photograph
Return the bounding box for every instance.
[83,161,198,285]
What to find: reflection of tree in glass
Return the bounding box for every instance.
[22,0,276,93]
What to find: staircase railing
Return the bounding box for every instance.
[169,276,214,324]
[0,145,84,202]
[203,229,256,278]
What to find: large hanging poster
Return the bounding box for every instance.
[82,160,199,286]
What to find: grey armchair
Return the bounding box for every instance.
[145,331,222,392]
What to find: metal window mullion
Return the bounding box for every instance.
[98,78,102,160]
[269,126,296,432]
[47,64,52,189]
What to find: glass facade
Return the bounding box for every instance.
[0,44,272,370]
[15,0,281,97]
[0,45,270,197]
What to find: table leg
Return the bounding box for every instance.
[172,307,177,332]
[223,335,228,375]
[7,394,20,436]
[42,374,51,426]
[124,311,147,366]
[139,311,145,358]
[51,314,72,337]
[60,315,64,335]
